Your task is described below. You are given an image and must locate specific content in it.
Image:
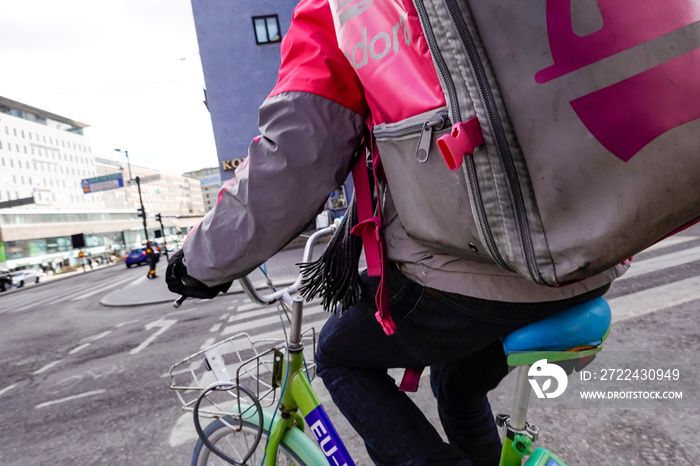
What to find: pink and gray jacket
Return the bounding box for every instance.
[190,0,700,302]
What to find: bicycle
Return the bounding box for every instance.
[170,225,612,466]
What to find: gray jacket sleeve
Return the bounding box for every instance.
[183,91,366,286]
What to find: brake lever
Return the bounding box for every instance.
[173,295,187,308]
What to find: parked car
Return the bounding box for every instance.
[0,269,12,292]
[11,269,40,288]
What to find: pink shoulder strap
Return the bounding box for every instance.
[350,135,396,335]
[350,133,427,391]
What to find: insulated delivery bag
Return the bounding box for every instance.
[373,0,700,286]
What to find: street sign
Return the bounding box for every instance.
[82,173,124,194]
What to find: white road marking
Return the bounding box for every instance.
[0,384,18,397]
[5,278,125,313]
[116,319,141,328]
[169,412,199,446]
[222,304,324,336]
[70,275,136,301]
[209,323,222,333]
[165,307,199,317]
[32,360,63,375]
[219,313,230,320]
[237,302,263,312]
[69,343,91,354]
[228,305,287,323]
[200,338,216,350]
[619,246,700,280]
[130,275,149,286]
[643,235,696,252]
[610,275,700,323]
[86,330,112,341]
[130,319,177,355]
[162,359,204,379]
[35,389,106,409]
[9,287,85,313]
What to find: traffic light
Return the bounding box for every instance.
[137,207,145,218]
[155,213,161,222]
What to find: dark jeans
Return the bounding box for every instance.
[315,264,608,466]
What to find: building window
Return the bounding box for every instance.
[252,15,281,44]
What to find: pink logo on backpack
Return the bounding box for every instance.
[536,0,700,162]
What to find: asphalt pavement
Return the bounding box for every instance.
[99,246,320,307]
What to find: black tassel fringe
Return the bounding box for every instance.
[298,193,363,314]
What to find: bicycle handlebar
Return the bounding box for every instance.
[239,225,337,306]
[173,295,187,308]
[172,225,337,309]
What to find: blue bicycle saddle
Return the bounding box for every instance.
[503,297,612,355]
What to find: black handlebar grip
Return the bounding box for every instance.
[173,295,187,308]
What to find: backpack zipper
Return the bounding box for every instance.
[373,111,448,140]
[443,0,544,284]
[416,112,449,162]
[414,0,511,272]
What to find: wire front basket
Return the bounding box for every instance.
[169,328,317,420]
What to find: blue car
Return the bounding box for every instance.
[125,248,147,268]
[125,246,161,268]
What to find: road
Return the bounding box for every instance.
[0,227,699,465]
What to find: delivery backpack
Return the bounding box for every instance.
[363,0,700,288]
[302,0,700,340]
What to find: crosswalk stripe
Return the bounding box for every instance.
[0,384,18,397]
[237,302,264,312]
[643,235,696,252]
[212,320,327,359]
[2,273,137,313]
[3,287,85,313]
[35,389,106,409]
[32,360,63,375]
[228,300,323,324]
[228,305,282,323]
[70,275,136,301]
[610,275,700,323]
[618,245,700,280]
[222,304,325,335]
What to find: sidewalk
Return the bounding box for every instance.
[99,246,342,307]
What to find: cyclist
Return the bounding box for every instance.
[145,241,158,279]
[167,1,626,464]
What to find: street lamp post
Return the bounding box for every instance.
[155,213,169,261]
[115,149,149,243]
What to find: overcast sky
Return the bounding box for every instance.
[0,0,218,175]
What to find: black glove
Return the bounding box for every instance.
[166,249,232,299]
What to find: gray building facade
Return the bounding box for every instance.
[0,96,206,271]
[183,167,222,212]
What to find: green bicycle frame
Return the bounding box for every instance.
[260,298,355,466]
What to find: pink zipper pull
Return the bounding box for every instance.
[437,117,484,170]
